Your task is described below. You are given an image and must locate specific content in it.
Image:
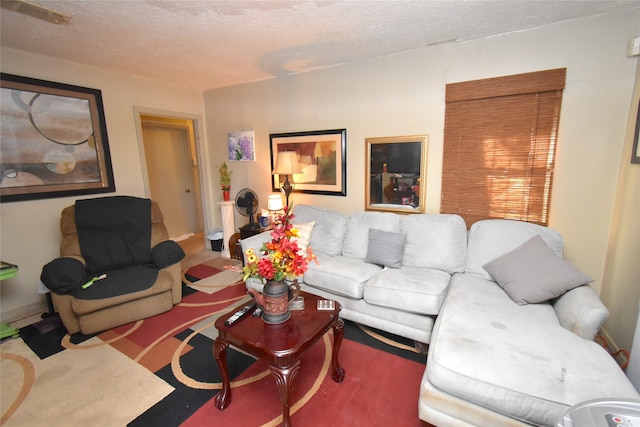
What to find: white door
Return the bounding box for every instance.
[141,118,201,238]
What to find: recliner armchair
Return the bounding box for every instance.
[41,196,184,335]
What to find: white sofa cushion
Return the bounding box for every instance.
[427,273,640,426]
[342,211,401,259]
[303,255,382,299]
[364,266,451,315]
[304,285,436,343]
[400,214,467,273]
[483,235,594,305]
[291,205,347,257]
[465,219,564,281]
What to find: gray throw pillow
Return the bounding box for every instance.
[365,228,407,268]
[483,235,594,305]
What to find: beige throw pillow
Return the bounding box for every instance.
[292,221,316,255]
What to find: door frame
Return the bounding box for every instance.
[133,107,213,242]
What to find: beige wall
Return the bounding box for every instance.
[601,60,640,353]
[203,11,640,349]
[0,48,208,322]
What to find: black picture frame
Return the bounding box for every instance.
[632,99,640,164]
[269,129,347,196]
[0,73,115,202]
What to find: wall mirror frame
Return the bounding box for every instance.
[365,134,428,214]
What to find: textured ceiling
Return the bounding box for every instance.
[1,1,639,91]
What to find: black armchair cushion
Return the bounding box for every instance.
[41,257,87,295]
[75,196,152,274]
[151,240,185,269]
[74,265,159,300]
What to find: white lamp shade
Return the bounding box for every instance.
[272,151,303,175]
[267,194,284,211]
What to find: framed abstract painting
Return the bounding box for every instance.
[0,73,115,202]
[269,129,346,196]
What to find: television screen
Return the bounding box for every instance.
[387,142,421,174]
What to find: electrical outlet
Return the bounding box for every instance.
[629,36,640,57]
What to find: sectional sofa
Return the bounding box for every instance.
[240,204,639,426]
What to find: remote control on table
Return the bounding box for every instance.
[224,301,256,326]
[317,299,335,310]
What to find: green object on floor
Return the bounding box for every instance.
[0,322,19,339]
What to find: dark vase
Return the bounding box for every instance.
[247,280,300,324]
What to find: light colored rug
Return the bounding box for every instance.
[182,256,243,294]
[1,337,173,426]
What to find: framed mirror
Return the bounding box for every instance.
[365,135,428,214]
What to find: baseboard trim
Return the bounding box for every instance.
[1,302,46,325]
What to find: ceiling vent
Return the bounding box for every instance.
[1,0,70,25]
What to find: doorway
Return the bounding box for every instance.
[138,114,204,239]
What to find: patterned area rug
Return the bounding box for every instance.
[1,282,427,426]
[182,257,243,294]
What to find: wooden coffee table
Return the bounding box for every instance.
[213,291,345,427]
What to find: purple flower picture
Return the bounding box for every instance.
[228,131,255,161]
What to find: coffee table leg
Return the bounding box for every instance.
[331,318,345,382]
[270,360,301,427]
[213,337,231,410]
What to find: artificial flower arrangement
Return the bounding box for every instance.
[242,205,317,283]
[218,162,232,191]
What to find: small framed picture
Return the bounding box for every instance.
[228,131,255,161]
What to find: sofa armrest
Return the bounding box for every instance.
[240,230,273,264]
[552,285,609,341]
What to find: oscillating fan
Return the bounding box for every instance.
[235,188,260,228]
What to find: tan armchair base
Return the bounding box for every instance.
[51,264,181,335]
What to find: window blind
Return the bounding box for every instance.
[441,68,566,227]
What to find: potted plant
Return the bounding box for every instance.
[218,162,232,201]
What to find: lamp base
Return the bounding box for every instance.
[281,176,294,207]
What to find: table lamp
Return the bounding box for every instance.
[267,194,284,223]
[272,151,302,207]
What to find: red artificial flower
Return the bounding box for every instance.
[242,204,317,283]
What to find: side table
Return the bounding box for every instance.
[239,224,272,239]
[235,225,272,266]
[229,232,243,262]
[213,292,344,427]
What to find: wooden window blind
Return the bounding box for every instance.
[441,68,566,227]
